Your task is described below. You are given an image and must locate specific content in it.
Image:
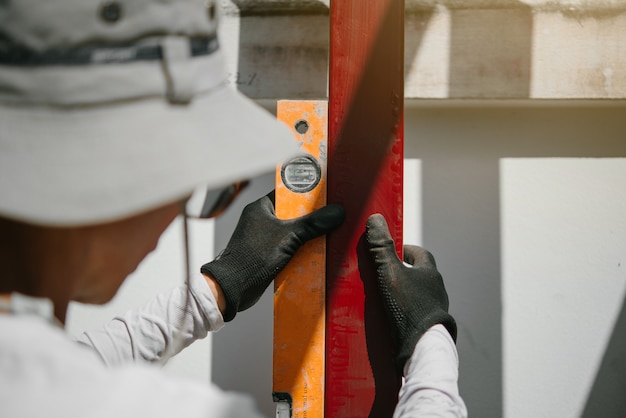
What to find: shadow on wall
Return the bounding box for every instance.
[582,292,626,417]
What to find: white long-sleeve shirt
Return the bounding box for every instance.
[0,272,467,417]
[396,325,468,417]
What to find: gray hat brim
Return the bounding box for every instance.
[0,82,298,226]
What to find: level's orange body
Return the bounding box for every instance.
[273,100,328,418]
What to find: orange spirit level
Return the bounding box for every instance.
[273,100,328,418]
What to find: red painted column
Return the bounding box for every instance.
[326,1,405,417]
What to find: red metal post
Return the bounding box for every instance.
[326,1,405,417]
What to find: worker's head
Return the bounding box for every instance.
[0,0,297,228]
[0,0,298,312]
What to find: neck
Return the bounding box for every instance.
[0,218,83,325]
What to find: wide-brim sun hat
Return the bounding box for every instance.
[0,0,299,226]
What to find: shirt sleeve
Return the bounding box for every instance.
[393,324,468,418]
[74,272,224,367]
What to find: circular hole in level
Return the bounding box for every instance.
[294,120,309,134]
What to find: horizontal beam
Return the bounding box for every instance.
[223,0,626,14]
[220,0,626,99]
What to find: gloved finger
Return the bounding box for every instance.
[243,191,275,217]
[292,204,345,242]
[365,213,402,266]
[403,245,438,268]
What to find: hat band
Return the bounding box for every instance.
[0,35,227,106]
[0,35,218,66]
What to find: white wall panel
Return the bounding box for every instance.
[502,158,626,418]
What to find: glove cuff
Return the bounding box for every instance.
[200,245,271,322]
[200,261,238,322]
[396,311,457,374]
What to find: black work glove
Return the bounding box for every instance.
[365,213,457,374]
[201,191,345,322]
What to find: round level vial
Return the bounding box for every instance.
[281,155,322,193]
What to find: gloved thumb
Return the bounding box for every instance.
[292,204,345,242]
[403,245,438,269]
[366,213,401,265]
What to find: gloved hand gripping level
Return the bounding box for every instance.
[201,191,345,322]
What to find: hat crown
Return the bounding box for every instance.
[0,0,299,228]
[0,0,218,51]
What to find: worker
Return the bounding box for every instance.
[0,0,466,417]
